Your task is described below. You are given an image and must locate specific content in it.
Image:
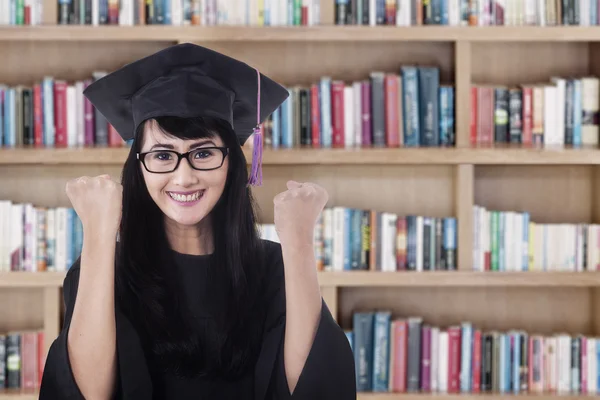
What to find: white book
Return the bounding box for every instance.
[550,77,566,147]
[588,338,597,394]
[322,208,333,271]
[430,327,439,392]
[438,331,449,392]
[581,77,599,146]
[67,85,77,148]
[353,82,362,147]
[332,207,345,271]
[0,200,7,271]
[416,216,423,271]
[46,208,56,271]
[55,208,68,272]
[557,334,571,393]
[543,85,558,148]
[75,81,85,147]
[384,213,397,271]
[344,85,354,148]
[10,204,23,271]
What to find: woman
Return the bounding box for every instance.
[39,43,356,399]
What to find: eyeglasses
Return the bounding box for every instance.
[137,147,229,173]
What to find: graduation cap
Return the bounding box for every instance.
[82,42,289,186]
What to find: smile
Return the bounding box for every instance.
[167,190,204,203]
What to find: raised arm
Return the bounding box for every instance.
[39,174,122,400]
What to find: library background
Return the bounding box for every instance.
[2,0,600,398]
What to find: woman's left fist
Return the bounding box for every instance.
[273,180,329,246]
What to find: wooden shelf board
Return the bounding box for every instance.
[0,272,67,288]
[0,390,38,400]
[1,146,600,166]
[3,271,600,288]
[2,25,600,42]
[318,271,600,287]
[357,394,600,399]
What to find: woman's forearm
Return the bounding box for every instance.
[280,241,322,394]
[67,231,117,400]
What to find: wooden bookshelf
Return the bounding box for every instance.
[3,0,600,396]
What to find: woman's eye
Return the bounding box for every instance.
[194,149,215,158]
[154,152,173,161]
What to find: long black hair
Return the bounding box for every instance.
[115,116,268,380]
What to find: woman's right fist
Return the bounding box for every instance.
[65,174,123,235]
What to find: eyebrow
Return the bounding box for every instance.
[149,140,216,151]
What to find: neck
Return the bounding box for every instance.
[164,214,213,256]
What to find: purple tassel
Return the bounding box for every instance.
[248,127,263,186]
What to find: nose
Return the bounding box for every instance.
[171,157,199,187]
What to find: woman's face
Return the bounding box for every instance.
[139,121,229,228]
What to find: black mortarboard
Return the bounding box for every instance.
[82,42,289,186]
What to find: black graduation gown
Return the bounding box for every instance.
[38,239,357,400]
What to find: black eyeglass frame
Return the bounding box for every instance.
[136,147,229,174]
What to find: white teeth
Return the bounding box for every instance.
[168,191,203,202]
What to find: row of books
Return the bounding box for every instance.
[0,200,82,272]
[262,67,455,149]
[335,0,597,26]
[348,311,600,394]
[0,66,455,149]
[0,75,131,149]
[0,330,45,390]
[260,207,458,271]
[55,0,320,26]
[0,0,320,26]
[470,77,600,147]
[473,205,600,272]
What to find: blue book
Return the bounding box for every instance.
[460,322,473,392]
[271,106,280,149]
[401,66,420,147]
[372,311,391,392]
[319,77,332,148]
[353,312,374,391]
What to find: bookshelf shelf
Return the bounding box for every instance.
[3,25,600,43]
[0,390,38,400]
[0,272,67,288]
[318,271,600,287]
[1,146,599,166]
[5,271,600,288]
[356,394,600,399]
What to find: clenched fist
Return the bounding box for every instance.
[273,181,329,246]
[65,174,123,236]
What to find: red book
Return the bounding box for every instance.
[447,326,461,393]
[20,331,38,390]
[108,124,122,147]
[310,84,320,148]
[33,84,43,147]
[330,80,345,148]
[471,329,482,393]
[390,320,408,392]
[53,80,68,147]
[470,86,478,145]
[581,337,588,393]
[37,332,45,388]
[384,74,400,147]
[396,217,407,270]
[521,86,533,145]
[421,325,432,392]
